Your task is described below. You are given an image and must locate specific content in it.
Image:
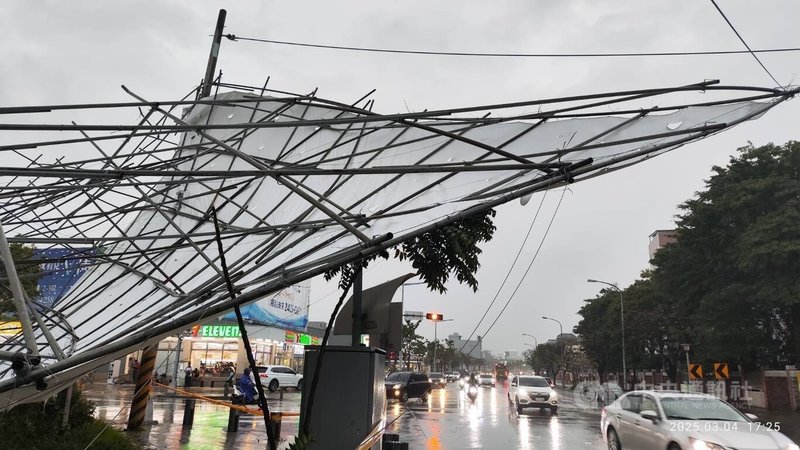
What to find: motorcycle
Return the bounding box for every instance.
[230,384,261,405]
[467,383,478,401]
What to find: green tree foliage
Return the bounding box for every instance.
[0,243,41,315]
[664,141,800,368]
[525,342,561,378]
[401,319,425,369]
[576,142,800,377]
[0,389,140,449]
[394,210,496,293]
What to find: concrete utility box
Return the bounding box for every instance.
[300,346,386,450]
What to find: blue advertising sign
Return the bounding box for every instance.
[35,248,93,308]
[222,280,310,331]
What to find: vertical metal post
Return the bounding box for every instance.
[0,220,38,356]
[182,398,196,428]
[62,386,73,428]
[172,333,183,388]
[200,9,226,99]
[433,321,438,373]
[351,267,363,346]
[685,350,691,382]
[619,289,626,391]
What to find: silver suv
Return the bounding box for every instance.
[601,390,798,450]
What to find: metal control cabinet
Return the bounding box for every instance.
[300,346,386,450]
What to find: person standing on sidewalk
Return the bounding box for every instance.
[184,363,193,388]
[131,358,140,383]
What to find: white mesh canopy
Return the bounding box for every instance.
[0,81,795,408]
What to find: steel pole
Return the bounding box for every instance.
[433,320,438,373]
[171,334,182,388]
[619,289,626,390]
[351,267,363,347]
[200,10,226,99]
[0,220,38,356]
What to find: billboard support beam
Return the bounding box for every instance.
[0,220,38,358]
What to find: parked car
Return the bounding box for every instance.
[385,371,431,403]
[601,391,799,450]
[428,372,447,388]
[478,373,496,387]
[511,375,558,414]
[255,365,303,392]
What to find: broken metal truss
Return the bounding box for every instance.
[0,78,795,409]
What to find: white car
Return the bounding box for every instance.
[256,365,303,392]
[511,375,558,414]
[601,390,799,450]
[478,373,496,387]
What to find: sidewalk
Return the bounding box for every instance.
[83,383,302,449]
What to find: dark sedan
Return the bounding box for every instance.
[385,371,431,403]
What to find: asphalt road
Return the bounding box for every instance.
[385,382,606,449]
[83,381,799,449]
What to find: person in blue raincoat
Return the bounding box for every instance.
[237,367,258,404]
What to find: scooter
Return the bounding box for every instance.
[230,385,261,405]
[467,383,478,402]
[458,378,465,390]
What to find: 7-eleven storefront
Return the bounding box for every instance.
[155,321,321,378]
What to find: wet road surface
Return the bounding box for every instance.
[85,381,604,449]
[385,383,605,449]
[84,382,799,449]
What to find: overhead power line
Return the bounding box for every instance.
[225,34,800,59]
[709,0,782,87]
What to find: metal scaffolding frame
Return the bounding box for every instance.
[0,75,795,408]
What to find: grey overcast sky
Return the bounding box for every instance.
[2,1,798,355]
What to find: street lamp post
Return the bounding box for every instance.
[588,278,626,390]
[522,333,538,347]
[681,343,691,391]
[542,316,564,386]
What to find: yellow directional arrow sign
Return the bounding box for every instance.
[688,363,703,380]
[714,362,729,380]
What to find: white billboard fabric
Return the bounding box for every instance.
[0,81,794,408]
[221,280,311,331]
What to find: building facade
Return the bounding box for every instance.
[648,229,678,259]
[448,332,483,359]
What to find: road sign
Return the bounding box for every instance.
[688,363,703,380]
[714,362,729,380]
[403,311,424,320]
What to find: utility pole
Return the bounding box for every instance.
[542,316,564,386]
[351,267,363,346]
[199,9,227,99]
[588,279,625,390]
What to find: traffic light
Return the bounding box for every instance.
[425,312,443,321]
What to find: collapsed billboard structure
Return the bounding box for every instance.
[0,78,795,410]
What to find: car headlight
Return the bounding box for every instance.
[549,391,558,399]
[428,378,432,383]
[393,384,402,389]
[689,437,726,450]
